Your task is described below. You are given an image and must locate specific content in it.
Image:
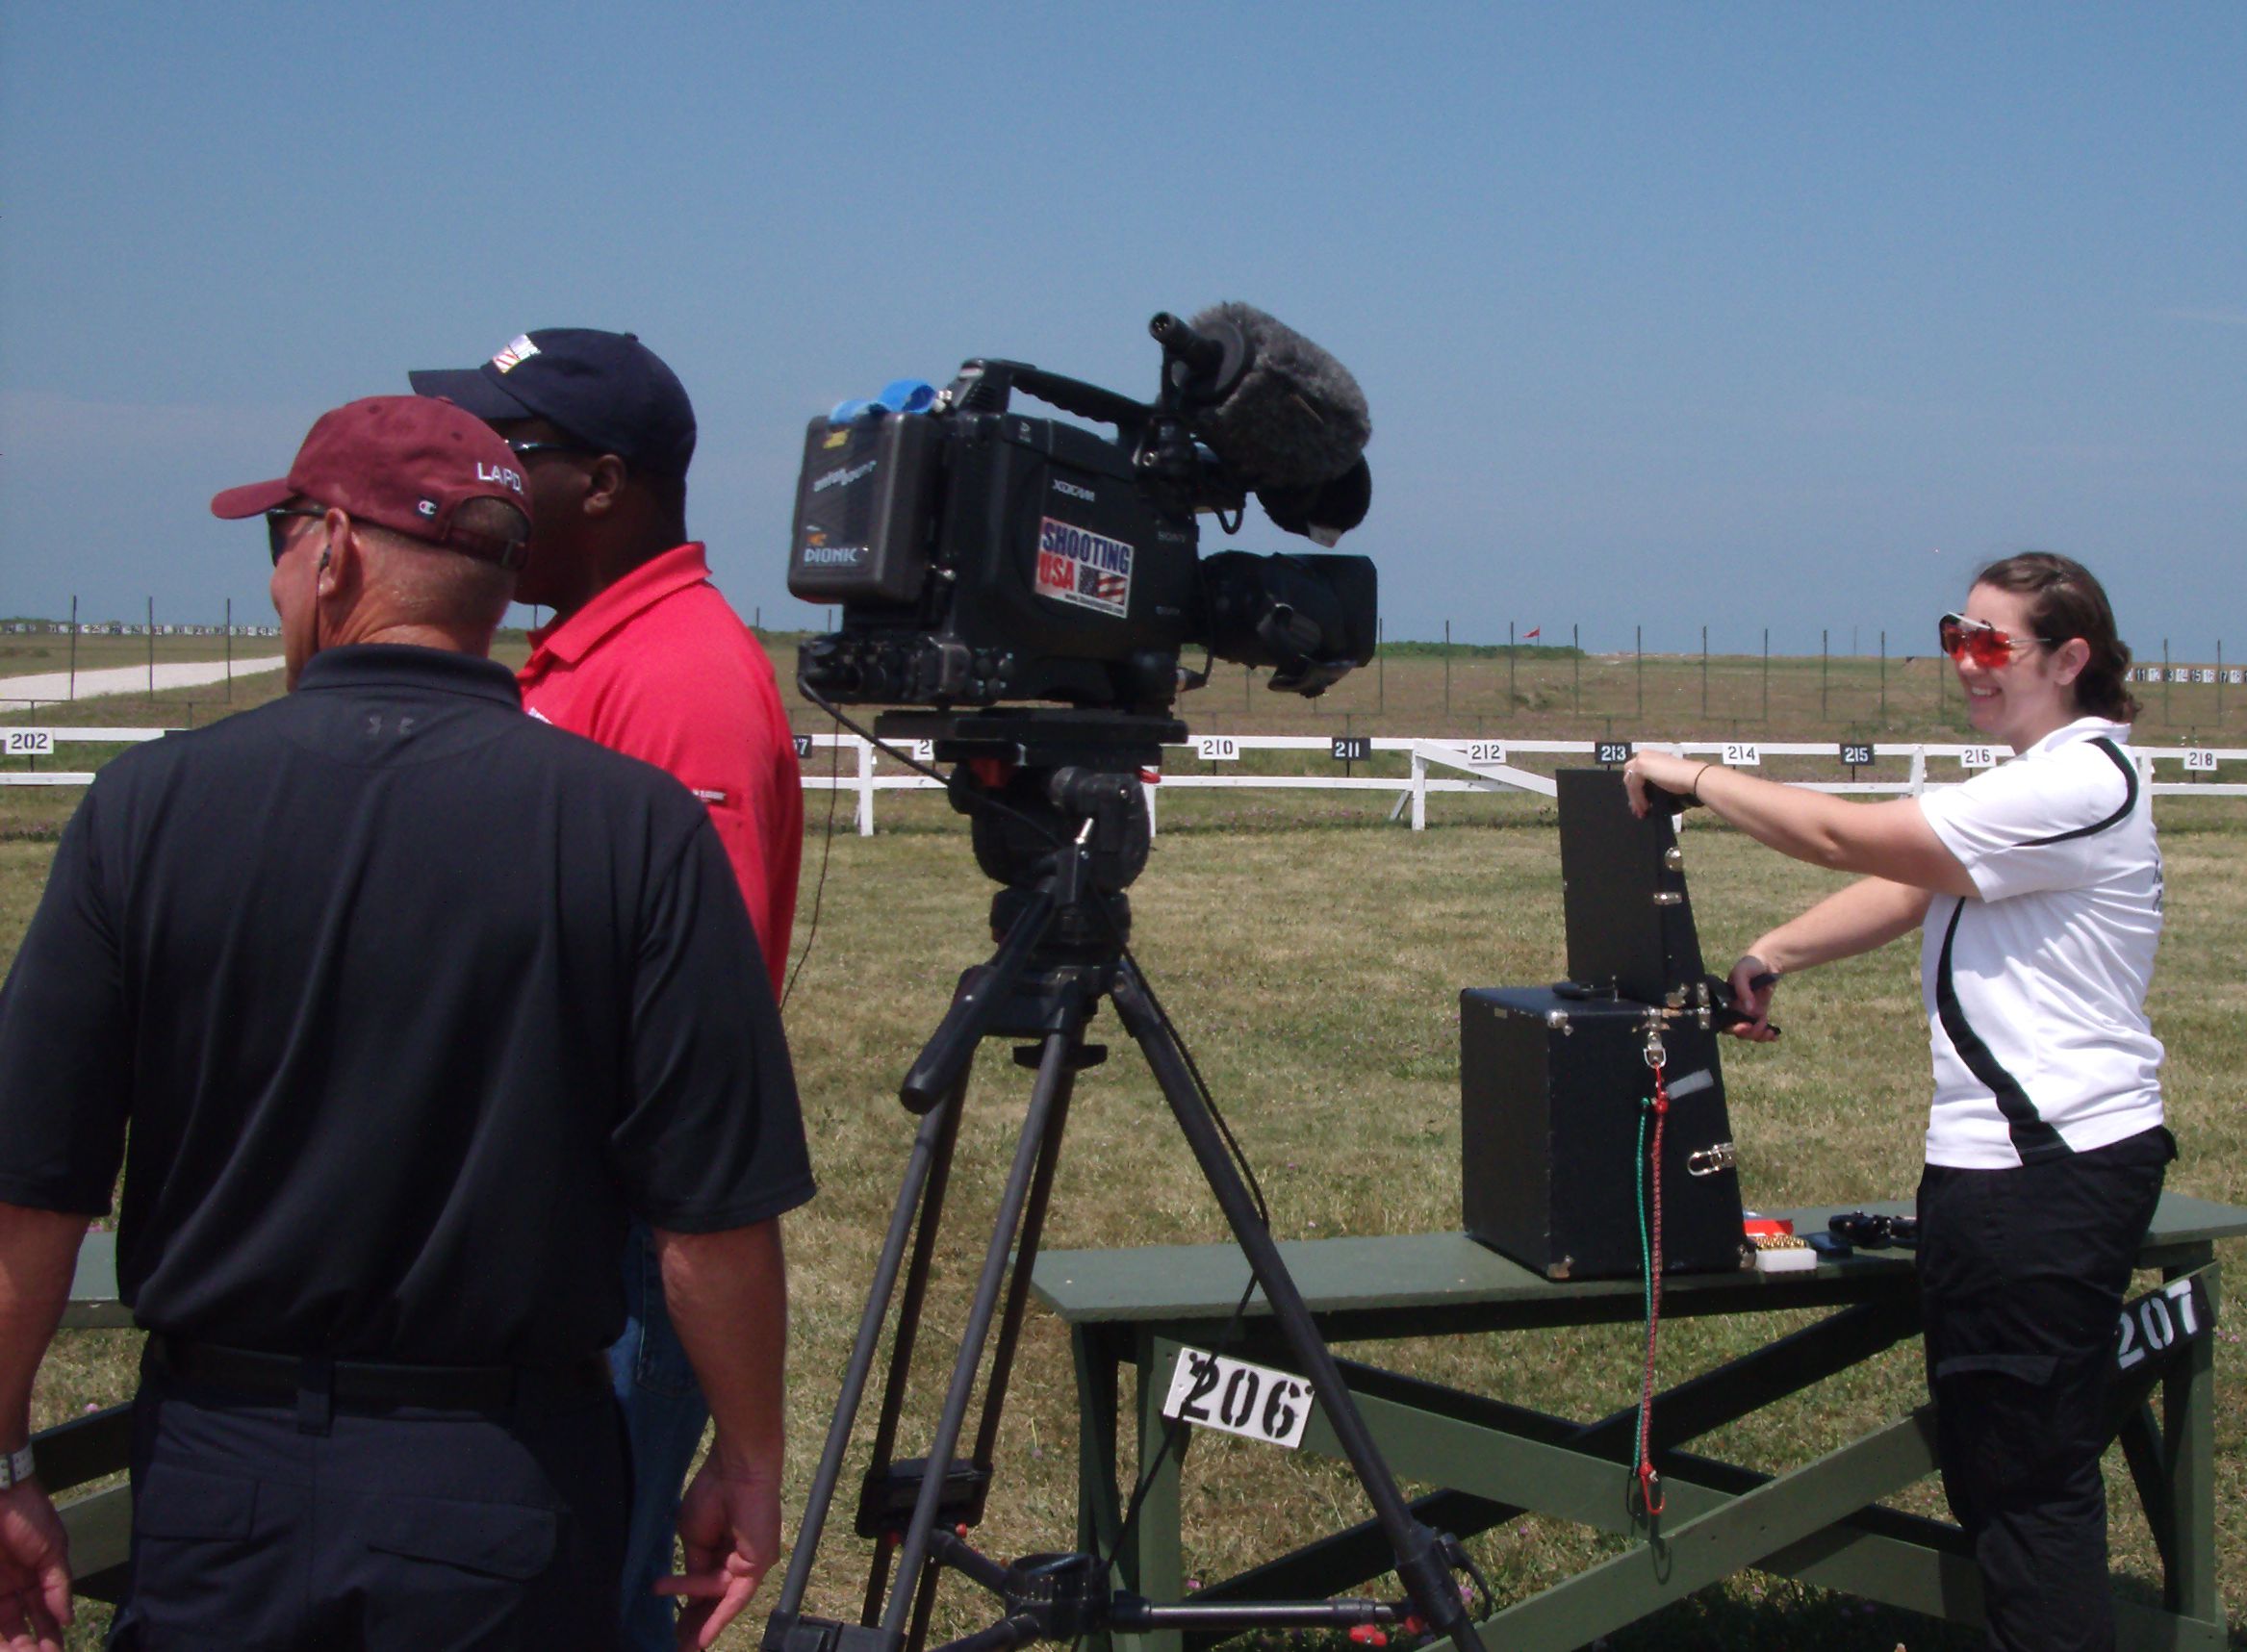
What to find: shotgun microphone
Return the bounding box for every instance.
[1151,303,1373,501]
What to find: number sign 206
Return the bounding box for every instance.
[1161,1347,1314,1449]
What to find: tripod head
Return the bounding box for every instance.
[876,708,1184,958]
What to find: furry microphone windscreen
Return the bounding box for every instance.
[1187,303,1372,490]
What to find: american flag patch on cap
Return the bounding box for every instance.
[491,335,540,372]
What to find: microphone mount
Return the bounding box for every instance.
[1149,310,1249,404]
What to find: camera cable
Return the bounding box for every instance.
[779,710,848,1013]
[1630,1053,1672,1521]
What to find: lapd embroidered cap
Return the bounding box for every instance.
[408,328,697,479]
[210,395,531,568]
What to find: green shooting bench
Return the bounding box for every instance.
[1028,1195,2246,1652]
[40,1199,2244,1642]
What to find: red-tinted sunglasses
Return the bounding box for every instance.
[1938,611,2051,669]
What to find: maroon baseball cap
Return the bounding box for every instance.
[210,394,530,568]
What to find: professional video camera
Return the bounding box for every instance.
[785,304,1378,715]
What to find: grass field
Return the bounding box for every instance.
[5,643,2246,1648]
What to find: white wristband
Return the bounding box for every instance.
[0,1442,34,1490]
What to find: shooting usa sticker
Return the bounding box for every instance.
[1035,517,1134,619]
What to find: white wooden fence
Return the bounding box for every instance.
[12,728,2244,833]
[786,731,2247,836]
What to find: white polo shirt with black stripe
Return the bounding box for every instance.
[1915,716,2164,1169]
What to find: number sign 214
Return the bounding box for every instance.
[1161,1347,1314,1449]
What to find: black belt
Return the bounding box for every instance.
[145,1334,609,1415]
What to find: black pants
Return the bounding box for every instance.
[1916,1127,2172,1652]
[109,1355,627,1652]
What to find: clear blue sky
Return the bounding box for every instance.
[4,4,2241,657]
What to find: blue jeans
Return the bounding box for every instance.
[608,1221,711,1652]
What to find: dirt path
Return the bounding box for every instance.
[0,657,285,704]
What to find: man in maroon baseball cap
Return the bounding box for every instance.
[0,387,812,1649]
[210,394,532,689]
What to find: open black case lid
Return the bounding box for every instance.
[1556,768,1706,1004]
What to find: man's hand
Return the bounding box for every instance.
[0,1482,71,1652]
[657,1453,779,1650]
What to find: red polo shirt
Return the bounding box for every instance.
[520,544,801,994]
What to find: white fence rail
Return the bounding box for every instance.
[0,725,174,787]
[15,729,2247,829]
[787,732,2247,835]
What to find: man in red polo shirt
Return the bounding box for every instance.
[413,330,802,1651]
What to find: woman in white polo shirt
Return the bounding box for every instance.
[1622,552,2168,1652]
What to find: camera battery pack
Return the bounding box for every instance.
[788,414,941,605]
[1460,986,1746,1281]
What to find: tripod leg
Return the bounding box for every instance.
[906,1563,942,1652]
[861,1081,970,1623]
[969,1057,1078,1468]
[768,1081,965,1621]
[878,1022,1086,1639]
[1109,963,1489,1652]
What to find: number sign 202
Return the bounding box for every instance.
[1161,1347,1315,1450]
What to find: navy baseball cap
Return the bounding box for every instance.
[408,329,697,479]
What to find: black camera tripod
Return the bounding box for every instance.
[763,710,1490,1652]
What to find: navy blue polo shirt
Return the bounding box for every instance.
[0,645,812,1366]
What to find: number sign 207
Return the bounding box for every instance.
[2116,1276,2210,1373]
[1161,1348,1315,1450]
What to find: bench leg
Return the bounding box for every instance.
[1074,1324,1126,1652]
[1110,1331,1187,1652]
[2160,1259,2221,1625]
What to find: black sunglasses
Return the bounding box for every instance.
[265,505,328,564]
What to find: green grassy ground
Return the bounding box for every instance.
[10,771,2245,1647]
